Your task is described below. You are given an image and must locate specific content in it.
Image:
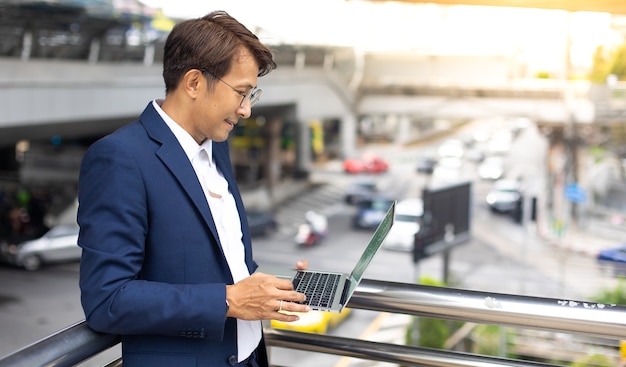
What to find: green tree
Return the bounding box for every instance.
[405,276,464,349]
[571,353,615,367]
[588,45,611,83]
[609,44,626,80]
[588,42,626,82]
[471,324,516,358]
[591,277,626,305]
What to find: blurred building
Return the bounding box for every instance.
[1,0,626,215]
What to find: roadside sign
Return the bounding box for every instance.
[564,183,586,203]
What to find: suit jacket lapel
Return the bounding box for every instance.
[139,104,222,247]
[139,103,255,274]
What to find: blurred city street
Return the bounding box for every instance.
[1,1,626,366]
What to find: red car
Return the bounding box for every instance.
[343,154,389,174]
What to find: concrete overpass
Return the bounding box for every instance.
[2,0,624,164]
[0,57,355,143]
[1,0,626,221]
[0,53,605,150]
[1,0,626,189]
[3,51,623,194]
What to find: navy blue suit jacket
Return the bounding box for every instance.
[77,102,267,366]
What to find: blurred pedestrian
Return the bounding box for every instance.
[77,11,309,367]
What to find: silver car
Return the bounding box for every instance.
[0,224,80,271]
[486,179,522,213]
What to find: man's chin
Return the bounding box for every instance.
[213,131,231,142]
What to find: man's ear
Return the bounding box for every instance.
[182,69,204,98]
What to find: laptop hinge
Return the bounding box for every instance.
[339,278,351,306]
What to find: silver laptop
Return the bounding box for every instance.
[291,201,395,312]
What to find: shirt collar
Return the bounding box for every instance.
[151,99,213,164]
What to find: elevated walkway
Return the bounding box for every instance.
[0,58,355,149]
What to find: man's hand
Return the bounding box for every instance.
[226,259,310,322]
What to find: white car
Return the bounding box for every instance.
[486,179,522,213]
[383,198,423,252]
[437,139,465,159]
[0,224,80,271]
[486,131,513,155]
[478,156,505,180]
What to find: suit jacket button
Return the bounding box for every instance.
[228,355,238,365]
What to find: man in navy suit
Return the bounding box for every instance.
[77,11,310,366]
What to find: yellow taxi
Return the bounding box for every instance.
[271,307,352,334]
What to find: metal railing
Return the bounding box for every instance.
[1,278,624,367]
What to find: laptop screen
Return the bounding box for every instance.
[346,201,395,297]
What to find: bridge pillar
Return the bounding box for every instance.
[340,114,357,160]
[294,121,311,179]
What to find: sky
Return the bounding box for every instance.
[138,0,619,73]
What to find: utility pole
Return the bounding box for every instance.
[563,11,579,224]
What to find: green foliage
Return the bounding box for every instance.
[587,146,606,163]
[590,277,626,305]
[404,276,464,349]
[588,42,626,82]
[588,46,612,83]
[549,279,623,366]
[609,44,626,80]
[571,353,616,367]
[403,278,624,365]
[418,316,451,348]
[470,324,516,358]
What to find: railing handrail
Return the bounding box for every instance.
[264,328,562,367]
[0,321,119,367]
[351,279,626,340]
[1,278,624,367]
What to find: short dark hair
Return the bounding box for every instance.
[162,10,277,93]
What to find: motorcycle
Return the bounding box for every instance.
[294,211,328,247]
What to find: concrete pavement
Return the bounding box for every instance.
[538,220,618,257]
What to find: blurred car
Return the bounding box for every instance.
[597,244,626,277]
[431,157,464,184]
[352,196,396,229]
[486,179,522,213]
[271,307,352,334]
[471,128,491,144]
[416,157,437,174]
[0,224,80,271]
[246,210,278,237]
[478,156,505,180]
[486,130,513,155]
[437,139,464,159]
[437,157,463,169]
[464,146,485,163]
[383,198,423,252]
[343,154,389,174]
[344,178,378,205]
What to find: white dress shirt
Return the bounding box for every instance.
[152,99,262,362]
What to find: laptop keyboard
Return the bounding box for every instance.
[293,271,340,309]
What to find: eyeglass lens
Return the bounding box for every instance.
[199,68,261,107]
[244,88,262,107]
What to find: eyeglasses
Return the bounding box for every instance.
[199,69,262,107]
